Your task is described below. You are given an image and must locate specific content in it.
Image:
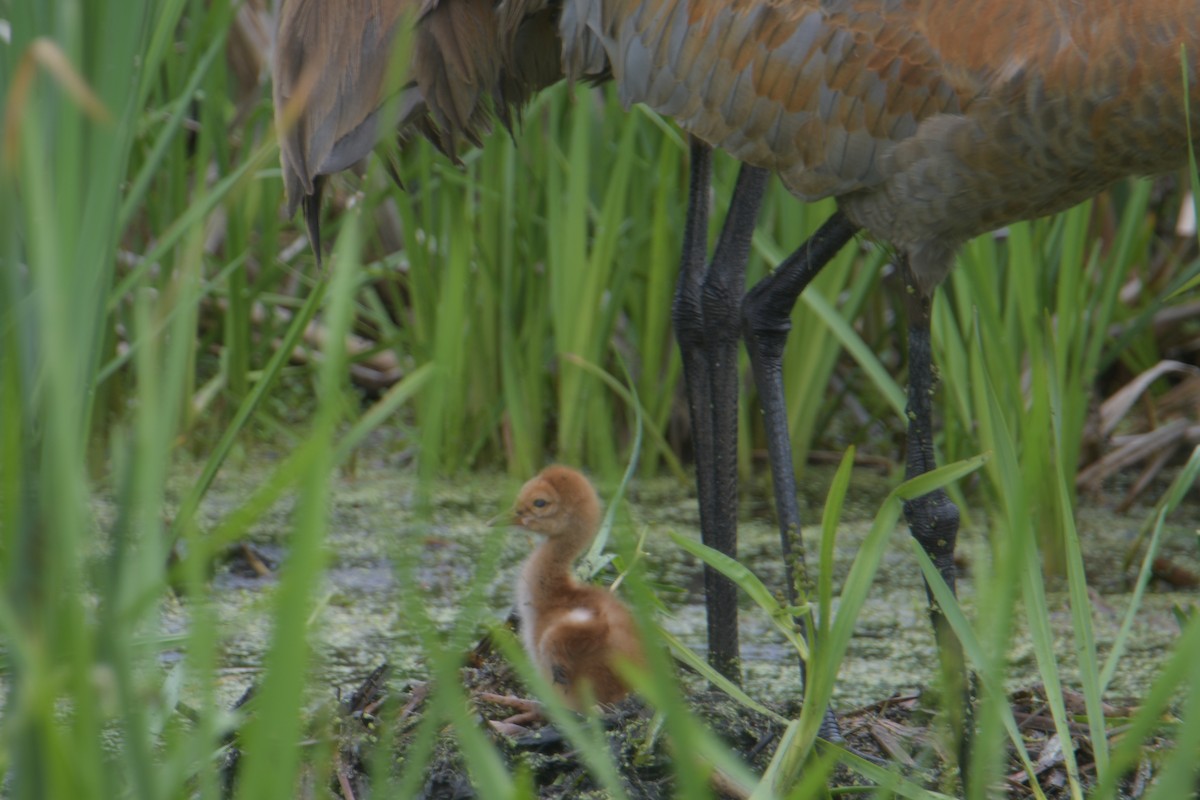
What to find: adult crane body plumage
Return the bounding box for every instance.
[561,0,1200,288]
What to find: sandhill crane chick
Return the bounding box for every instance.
[505,465,646,710]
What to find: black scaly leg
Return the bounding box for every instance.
[899,255,972,770]
[671,139,768,681]
[741,211,859,740]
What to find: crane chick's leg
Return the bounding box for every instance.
[671,139,767,681]
[899,254,972,765]
[741,212,858,740]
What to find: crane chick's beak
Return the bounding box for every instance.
[487,508,519,528]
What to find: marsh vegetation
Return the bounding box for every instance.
[3,0,1200,797]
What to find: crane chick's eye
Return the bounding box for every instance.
[533,499,548,508]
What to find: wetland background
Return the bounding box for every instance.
[4,0,1200,797]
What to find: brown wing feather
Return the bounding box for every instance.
[563,0,965,200]
[273,0,561,255]
[494,8,565,132]
[274,0,409,218]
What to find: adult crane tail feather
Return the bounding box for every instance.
[273,0,561,259]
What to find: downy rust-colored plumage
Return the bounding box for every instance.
[505,465,646,709]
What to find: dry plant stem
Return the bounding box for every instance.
[398,682,430,722]
[239,543,272,577]
[201,294,405,388]
[335,767,356,800]
[475,692,542,715]
[1117,445,1178,513]
[707,765,752,800]
[1077,417,1191,490]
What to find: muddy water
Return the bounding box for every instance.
[161,452,1198,713]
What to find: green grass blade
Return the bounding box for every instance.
[1094,614,1200,797]
[116,30,226,232]
[655,626,788,724]
[670,531,810,659]
[334,363,435,463]
[234,213,361,800]
[761,455,985,798]
[562,352,687,484]
[1103,445,1200,690]
[911,544,1049,800]
[801,286,906,417]
[819,740,957,800]
[169,278,329,543]
[818,447,855,643]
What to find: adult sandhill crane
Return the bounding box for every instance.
[274,0,1200,728]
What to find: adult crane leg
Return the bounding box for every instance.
[742,213,859,598]
[741,211,859,742]
[899,255,973,767]
[671,139,767,682]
